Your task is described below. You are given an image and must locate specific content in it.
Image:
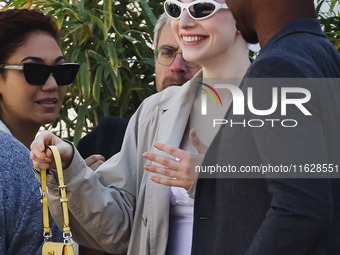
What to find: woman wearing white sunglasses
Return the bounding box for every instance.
[143,0,251,254]
[29,1,251,255]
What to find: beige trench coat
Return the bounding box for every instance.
[42,72,201,255]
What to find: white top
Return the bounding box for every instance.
[166,187,194,255]
[165,121,195,255]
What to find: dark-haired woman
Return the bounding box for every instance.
[0,9,79,254]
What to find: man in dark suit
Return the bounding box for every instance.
[192,0,340,254]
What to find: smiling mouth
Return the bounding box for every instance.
[37,98,58,105]
[182,36,206,42]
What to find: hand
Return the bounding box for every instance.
[30,130,74,170]
[85,154,105,171]
[142,129,207,191]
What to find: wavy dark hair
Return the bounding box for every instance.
[0,9,60,75]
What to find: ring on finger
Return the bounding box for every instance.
[174,157,181,162]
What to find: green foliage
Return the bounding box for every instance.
[1,0,339,144]
[3,0,163,144]
[316,0,340,51]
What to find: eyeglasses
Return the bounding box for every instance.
[155,46,200,68]
[164,0,228,20]
[0,63,80,86]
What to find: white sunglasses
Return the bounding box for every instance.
[164,0,228,20]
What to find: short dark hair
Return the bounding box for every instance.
[0,9,60,75]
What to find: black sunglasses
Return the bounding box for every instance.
[0,63,80,86]
[164,0,228,20]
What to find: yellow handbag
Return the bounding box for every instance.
[40,146,75,255]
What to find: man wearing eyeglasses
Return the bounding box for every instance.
[192,0,340,254]
[154,13,201,92]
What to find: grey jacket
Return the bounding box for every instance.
[41,73,201,255]
[0,123,63,255]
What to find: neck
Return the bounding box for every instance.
[0,117,40,148]
[202,37,251,79]
[256,0,316,47]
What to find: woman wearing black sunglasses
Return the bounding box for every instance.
[0,9,78,254]
[30,1,251,254]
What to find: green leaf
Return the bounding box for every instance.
[103,0,113,28]
[107,42,118,68]
[10,0,26,8]
[92,65,104,103]
[335,39,340,50]
[73,103,88,146]
[139,0,157,26]
[103,102,111,117]
[115,69,122,97]
[68,24,85,34]
[60,7,79,19]
[91,14,108,40]
[71,48,81,63]
[122,33,138,42]
[112,15,124,37]
[315,0,324,16]
[142,57,155,67]
[330,0,337,12]
[61,0,72,8]
[106,67,117,97]
[88,50,107,63]
[54,9,65,30]
[79,63,91,101]
[104,62,112,79]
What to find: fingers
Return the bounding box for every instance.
[144,158,195,190]
[148,173,193,190]
[142,151,182,169]
[30,130,73,170]
[30,130,55,161]
[143,143,195,190]
[87,161,105,171]
[30,131,55,169]
[149,175,186,189]
[189,128,208,154]
[85,154,105,166]
[85,154,105,171]
[152,143,184,160]
[144,164,179,179]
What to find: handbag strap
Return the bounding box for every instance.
[41,168,50,239]
[40,145,72,243]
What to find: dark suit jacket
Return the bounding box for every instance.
[192,18,340,255]
[77,117,129,160]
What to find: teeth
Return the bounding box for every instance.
[182,36,204,42]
